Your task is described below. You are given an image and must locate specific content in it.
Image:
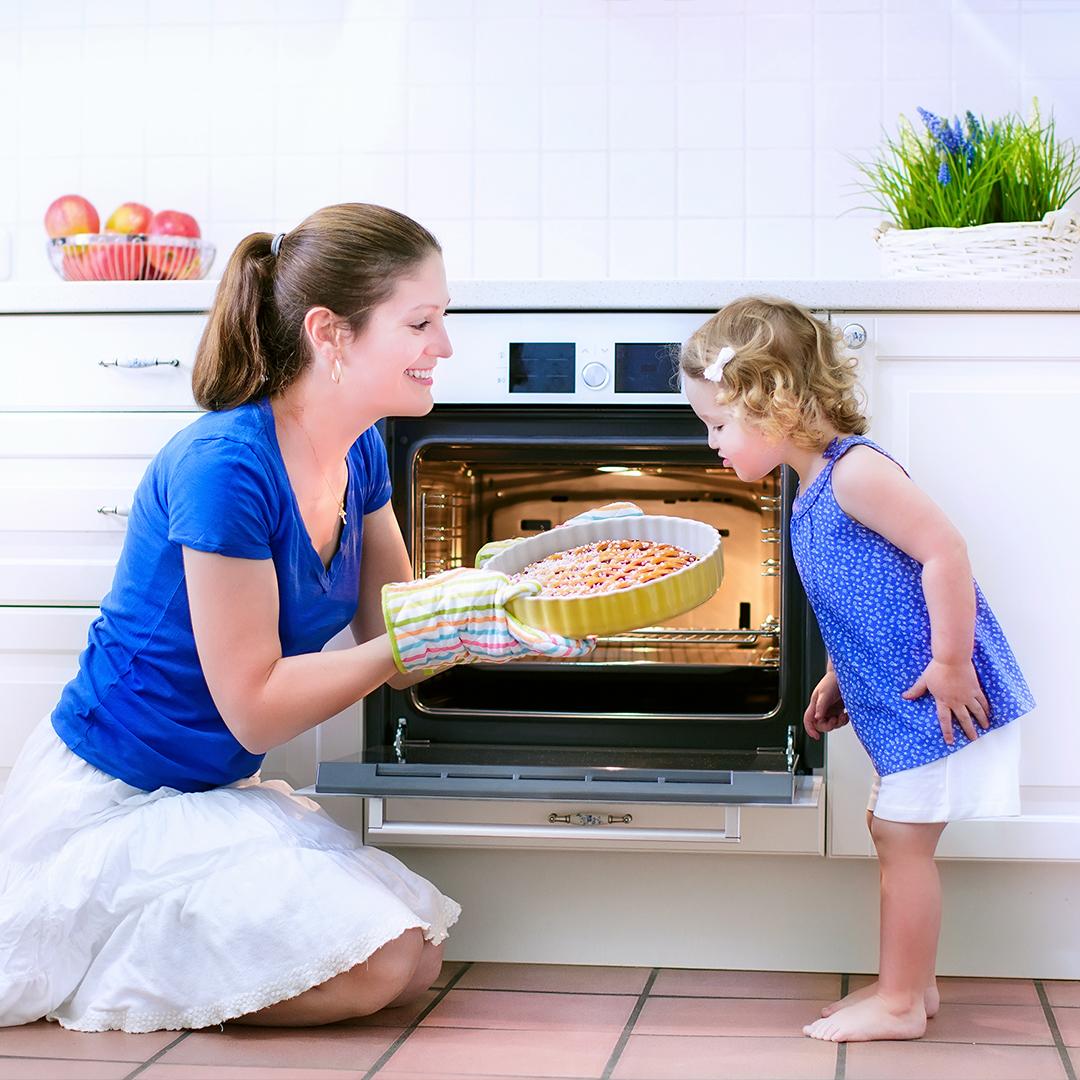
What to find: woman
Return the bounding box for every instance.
[0,204,585,1032]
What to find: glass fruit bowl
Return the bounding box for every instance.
[46,234,217,281]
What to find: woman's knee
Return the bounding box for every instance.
[370,927,425,994]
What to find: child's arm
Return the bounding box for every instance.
[830,446,991,745]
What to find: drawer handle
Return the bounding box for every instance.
[97,505,131,518]
[548,812,633,826]
[98,358,181,369]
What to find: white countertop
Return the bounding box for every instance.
[0,278,1077,313]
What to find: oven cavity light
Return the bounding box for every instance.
[596,466,644,476]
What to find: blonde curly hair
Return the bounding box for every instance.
[680,295,868,450]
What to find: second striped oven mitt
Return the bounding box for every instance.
[382,566,594,675]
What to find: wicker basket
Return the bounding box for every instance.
[874,209,1080,278]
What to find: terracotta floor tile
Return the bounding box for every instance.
[141,1067,366,1080]
[0,1061,134,1080]
[344,990,437,1028]
[1071,1047,1080,1074]
[847,974,1041,1005]
[845,1041,1067,1080]
[457,963,649,995]
[651,970,840,1000]
[0,1021,178,1062]
[420,989,635,1032]
[611,1034,837,1079]
[921,1003,1053,1045]
[634,997,829,1038]
[378,1026,619,1077]
[155,1026,401,1070]
[1046,981,1080,1007]
[1053,1006,1080,1046]
[432,961,469,989]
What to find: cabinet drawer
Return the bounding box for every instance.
[358,776,824,853]
[0,313,207,411]
[0,413,198,605]
[0,607,97,769]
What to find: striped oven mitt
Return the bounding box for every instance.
[474,501,644,568]
[382,566,594,675]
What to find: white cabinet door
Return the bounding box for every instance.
[826,312,1080,861]
[0,607,97,788]
[0,413,198,605]
[0,313,205,411]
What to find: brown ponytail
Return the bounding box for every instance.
[192,204,441,411]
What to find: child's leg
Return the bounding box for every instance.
[804,817,946,1042]
[820,811,941,1018]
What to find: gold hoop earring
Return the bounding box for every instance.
[331,357,342,384]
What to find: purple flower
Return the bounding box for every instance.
[938,159,951,185]
[965,110,982,143]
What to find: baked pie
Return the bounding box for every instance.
[510,538,698,598]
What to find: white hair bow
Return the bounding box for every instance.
[702,345,736,383]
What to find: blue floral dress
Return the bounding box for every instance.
[790,435,1034,776]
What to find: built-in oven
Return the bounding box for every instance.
[316,313,827,852]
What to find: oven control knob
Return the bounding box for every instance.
[841,322,867,349]
[582,361,609,389]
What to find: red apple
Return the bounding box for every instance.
[104,202,153,234]
[44,194,99,238]
[90,239,147,280]
[146,209,200,279]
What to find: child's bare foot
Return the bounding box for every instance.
[821,978,939,1018]
[803,994,928,1042]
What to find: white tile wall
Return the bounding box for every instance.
[4,0,1080,282]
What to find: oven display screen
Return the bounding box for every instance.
[614,343,680,394]
[508,342,576,393]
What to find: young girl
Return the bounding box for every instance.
[681,296,1034,1044]
[0,204,588,1032]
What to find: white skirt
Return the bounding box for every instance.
[867,720,1022,823]
[0,719,461,1033]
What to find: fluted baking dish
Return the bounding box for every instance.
[485,514,723,638]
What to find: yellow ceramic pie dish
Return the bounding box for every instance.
[485,515,724,638]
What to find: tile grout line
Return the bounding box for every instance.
[600,967,658,1080]
[833,973,849,1080]
[121,1030,191,1080]
[1036,980,1077,1080]
[363,961,474,1080]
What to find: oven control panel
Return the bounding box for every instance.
[434,312,710,405]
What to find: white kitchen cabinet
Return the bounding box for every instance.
[0,308,360,795]
[0,606,98,787]
[0,313,203,411]
[826,311,1080,861]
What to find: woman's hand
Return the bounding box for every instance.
[803,669,849,741]
[903,659,991,744]
[382,566,593,675]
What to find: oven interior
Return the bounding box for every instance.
[318,409,824,803]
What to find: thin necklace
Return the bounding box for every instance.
[290,410,347,527]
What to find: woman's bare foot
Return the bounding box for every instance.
[804,994,928,1042]
[821,978,939,1018]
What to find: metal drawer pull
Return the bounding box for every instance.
[98,358,181,369]
[97,505,130,517]
[548,812,633,826]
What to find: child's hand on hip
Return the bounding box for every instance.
[803,669,849,740]
[902,659,991,744]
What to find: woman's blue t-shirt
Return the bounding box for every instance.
[51,397,392,793]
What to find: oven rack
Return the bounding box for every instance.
[597,626,778,647]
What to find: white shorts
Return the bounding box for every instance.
[867,721,1022,823]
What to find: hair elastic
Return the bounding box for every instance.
[270,232,286,257]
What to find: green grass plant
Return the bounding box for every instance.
[855,102,1080,230]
